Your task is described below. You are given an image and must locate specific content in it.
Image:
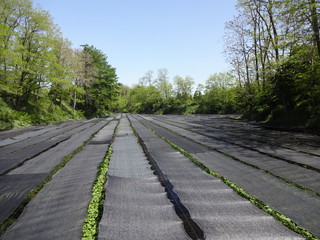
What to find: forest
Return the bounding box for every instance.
[0,0,118,129]
[1,0,320,131]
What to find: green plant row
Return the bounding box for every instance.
[81,119,119,240]
[143,123,319,240]
[81,146,113,240]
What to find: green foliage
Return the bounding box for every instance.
[109,84,130,113]
[160,98,197,115]
[236,83,274,121]
[195,73,239,114]
[155,68,173,99]
[223,0,320,130]
[0,98,20,130]
[116,70,239,115]
[82,147,113,240]
[0,1,118,129]
[80,45,118,118]
[173,75,195,100]
[82,120,118,240]
[127,85,162,113]
[237,46,320,126]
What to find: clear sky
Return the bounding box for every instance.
[33,0,238,87]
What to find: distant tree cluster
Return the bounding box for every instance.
[113,69,239,115]
[224,0,320,128]
[0,0,117,129]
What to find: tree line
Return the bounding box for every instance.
[113,0,320,131]
[1,0,320,131]
[0,0,118,129]
[112,69,239,115]
[224,0,320,128]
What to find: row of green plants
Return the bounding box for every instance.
[81,147,113,240]
[82,120,119,239]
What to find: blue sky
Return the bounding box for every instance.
[33,0,238,87]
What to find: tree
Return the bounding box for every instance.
[224,14,253,90]
[139,70,154,86]
[173,75,195,99]
[127,85,162,113]
[222,0,320,127]
[309,0,320,57]
[110,83,130,113]
[47,37,76,112]
[0,0,119,129]
[81,44,118,117]
[155,68,173,99]
[71,49,98,111]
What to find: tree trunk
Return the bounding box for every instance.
[310,0,320,58]
[267,0,280,62]
[48,91,57,112]
[73,92,77,111]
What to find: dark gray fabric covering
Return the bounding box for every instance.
[0,118,112,223]
[154,114,320,160]
[1,120,117,240]
[0,121,83,156]
[0,126,59,147]
[129,115,303,240]
[144,117,320,194]
[98,117,188,240]
[193,126,320,169]
[0,173,47,222]
[0,126,43,141]
[9,119,108,175]
[137,116,320,237]
[0,120,104,175]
